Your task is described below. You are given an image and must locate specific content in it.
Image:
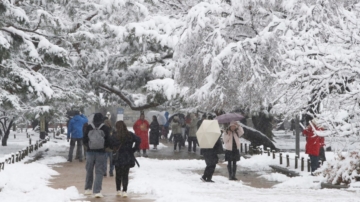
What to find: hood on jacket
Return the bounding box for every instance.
[72,114,84,122]
[93,113,104,127]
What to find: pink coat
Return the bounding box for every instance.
[223,126,244,151]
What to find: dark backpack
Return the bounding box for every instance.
[88,123,105,149]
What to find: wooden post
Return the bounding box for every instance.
[29,138,31,145]
[245,143,248,154]
[272,150,275,159]
[267,148,270,156]
[295,156,299,169]
[301,157,304,171]
[15,154,18,162]
[307,158,311,172]
[280,153,283,165]
[295,116,300,157]
[14,134,16,139]
[11,154,14,163]
[286,155,289,167]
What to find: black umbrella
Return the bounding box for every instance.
[240,123,278,151]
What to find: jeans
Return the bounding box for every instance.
[174,134,182,150]
[115,166,130,191]
[68,138,83,161]
[105,152,114,174]
[309,155,320,172]
[188,137,197,152]
[85,152,106,193]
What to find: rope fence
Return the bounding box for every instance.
[0,135,50,172]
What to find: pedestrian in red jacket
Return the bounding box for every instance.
[302,119,325,174]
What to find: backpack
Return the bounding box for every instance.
[88,123,105,149]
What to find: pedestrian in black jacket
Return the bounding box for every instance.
[110,121,140,198]
[149,116,160,149]
[200,137,223,183]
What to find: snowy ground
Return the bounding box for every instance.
[0,129,360,202]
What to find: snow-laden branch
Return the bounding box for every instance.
[99,84,161,111]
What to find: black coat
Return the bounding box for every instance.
[83,113,111,153]
[110,132,140,167]
[149,121,160,145]
[202,137,223,166]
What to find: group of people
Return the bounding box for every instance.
[66,111,141,198]
[66,107,326,197]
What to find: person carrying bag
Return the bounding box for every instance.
[110,120,141,198]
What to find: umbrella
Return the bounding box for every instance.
[214,113,244,124]
[145,111,167,125]
[196,120,221,148]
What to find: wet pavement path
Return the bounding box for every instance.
[142,139,278,189]
[49,139,278,201]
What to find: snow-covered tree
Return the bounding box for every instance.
[0,0,92,116]
[271,0,360,142]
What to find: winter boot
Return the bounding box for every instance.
[227,164,232,180]
[232,165,238,180]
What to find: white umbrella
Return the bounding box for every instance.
[196,120,221,148]
[145,111,167,125]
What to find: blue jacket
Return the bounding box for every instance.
[67,114,88,139]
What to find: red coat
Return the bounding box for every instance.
[133,119,150,150]
[303,126,325,156]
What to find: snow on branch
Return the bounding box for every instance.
[99,84,161,111]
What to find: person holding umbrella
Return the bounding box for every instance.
[223,121,244,180]
[197,120,223,182]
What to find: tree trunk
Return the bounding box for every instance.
[1,120,14,146]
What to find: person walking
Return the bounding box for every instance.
[187,113,198,153]
[303,119,325,175]
[223,121,244,180]
[67,111,88,162]
[162,111,170,139]
[83,113,111,198]
[200,136,223,183]
[171,116,182,151]
[149,116,160,150]
[104,118,115,177]
[110,121,140,198]
[133,111,150,157]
